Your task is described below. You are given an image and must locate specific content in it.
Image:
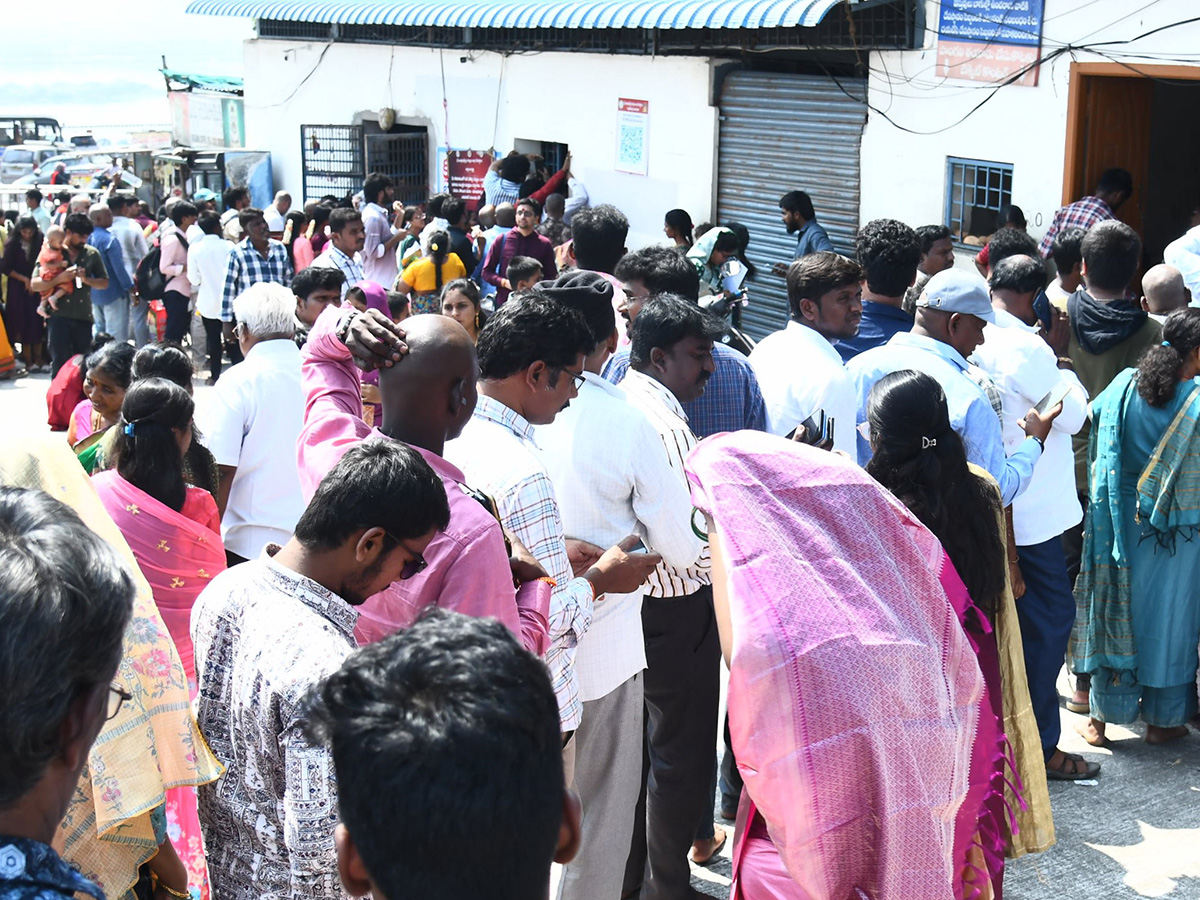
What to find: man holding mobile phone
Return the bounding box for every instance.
[971,254,1096,782]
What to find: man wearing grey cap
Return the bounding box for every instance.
[846,268,1060,505]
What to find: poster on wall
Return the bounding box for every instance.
[436,148,493,210]
[168,92,247,148]
[936,0,1044,87]
[615,98,649,177]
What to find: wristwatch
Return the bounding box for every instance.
[1028,434,1045,452]
[335,310,359,345]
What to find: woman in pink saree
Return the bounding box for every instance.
[685,430,1001,900]
[93,377,227,900]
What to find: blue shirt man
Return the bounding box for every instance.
[835,302,913,362]
[86,207,134,340]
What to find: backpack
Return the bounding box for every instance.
[136,231,187,301]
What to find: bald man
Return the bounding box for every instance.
[1140,264,1190,324]
[297,307,551,655]
[87,201,133,339]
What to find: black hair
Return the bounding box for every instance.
[916,224,952,255]
[476,291,593,380]
[615,245,701,303]
[131,343,192,390]
[779,190,816,220]
[364,172,393,205]
[723,222,758,280]
[440,278,480,311]
[170,201,198,226]
[14,216,43,259]
[1136,308,1200,408]
[988,254,1045,294]
[0,487,134,807]
[56,191,72,206]
[1050,226,1086,275]
[426,192,451,219]
[238,207,265,232]
[85,341,135,391]
[311,204,332,230]
[517,177,546,200]
[328,207,362,235]
[442,195,466,227]
[105,192,131,214]
[505,256,544,288]
[112,379,194,513]
[985,227,1039,270]
[303,608,562,900]
[1000,204,1027,229]
[516,196,542,218]
[222,186,249,211]
[89,332,115,355]
[786,251,864,320]
[864,370,1006,615]
[1081,220,1141,294]
[25,188,43,203]
[292,441,449,550]
[197,210,221,236]
[1096,167,1134,198]
[855,218,920,297]
[283,210,307,265]
[499,154,530,184]
[63,213,93,237]
[387,291,410,319]
[401,205,421,226]
[629,293,725,368]
[571,204,629,274]
[664,208,693,246]
[292,266,345,300]
[428,229,451,292]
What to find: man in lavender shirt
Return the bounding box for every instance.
[361,172,406,289]
[297,305,551,654]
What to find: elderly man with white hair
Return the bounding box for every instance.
[85,202,133,340]
[263,190,292,237]
[196,282,305,566]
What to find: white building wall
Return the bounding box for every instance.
[241,39,717,249]
[861,0,1200,250]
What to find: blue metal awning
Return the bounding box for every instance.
[185,0,858,30]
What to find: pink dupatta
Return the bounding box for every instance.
[92,470,227,683]
[685,432,993,900]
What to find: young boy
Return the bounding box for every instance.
[386,290,410,323]
[304,609,581,900]
[35,224,74,317]
[1044,226,1086,312]
[506,255,544,294]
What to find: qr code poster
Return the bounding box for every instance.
[616,98,649,177]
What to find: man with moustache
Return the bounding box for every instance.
[748,252,862,455]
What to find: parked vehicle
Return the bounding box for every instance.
[0,142,60,183]
[12,152,143,190]
[0,116,63,147]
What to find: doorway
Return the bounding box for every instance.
[1063,63,1200,268]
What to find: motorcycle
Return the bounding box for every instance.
[698,258,757,356]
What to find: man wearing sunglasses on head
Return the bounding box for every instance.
[190,441,450,900]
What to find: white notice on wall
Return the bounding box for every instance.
[615,98,649,177]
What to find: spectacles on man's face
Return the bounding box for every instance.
[554,367,586,391]
[514,208,536,219]
[106,683,132,721]
[386,534,429,580]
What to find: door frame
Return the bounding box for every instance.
[1062,62,1200,204]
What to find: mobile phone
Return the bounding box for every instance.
[792,410,825,445]
[819,416,835,450]
[1035,381,1072,415]
[627,539,648,554]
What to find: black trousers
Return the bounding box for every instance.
[162,290,190,344]
[47,316,93,377]
[201,316,225,382]
[623,585,721,900]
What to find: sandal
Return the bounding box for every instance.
[689,824,727,866]
[1045,749,1100,781]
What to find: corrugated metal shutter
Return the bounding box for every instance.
[716,72,867,339]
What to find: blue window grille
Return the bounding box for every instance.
[944,157,1013,246]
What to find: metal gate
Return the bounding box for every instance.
[716,72,868,340]
[301,124,364,202]
[365,133,428,206]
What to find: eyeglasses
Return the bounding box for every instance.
[514,208,536,218]
[555,367,586,391]
[856,421,872,441]
[106,683,132,721]
[386,534,429,580]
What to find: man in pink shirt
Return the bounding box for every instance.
[298,306,551,654]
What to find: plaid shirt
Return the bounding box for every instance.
[310,245,363,299]
[1038,196,1114,258]
[443,395,594,732]
[221,238,293,321]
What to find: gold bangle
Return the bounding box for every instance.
[157,882,190,900]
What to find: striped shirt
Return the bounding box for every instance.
[221,238,293,321]
[483,168,522,207]
[618,370,712,598]
[310,245,364,299]
[443,395,594,732]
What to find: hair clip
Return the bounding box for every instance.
[123,422,136,436]
[921,436,937,449]
[1162,340,1172,348]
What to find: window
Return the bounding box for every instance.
[944,158,1013,246]
[301,125,364,202]
[364,131,428,207]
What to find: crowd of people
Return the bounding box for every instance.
[1,153,1199,900]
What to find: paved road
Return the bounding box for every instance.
[8,370,1199,899]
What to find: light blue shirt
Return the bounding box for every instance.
[792,219,835,259]
[845,331,1040,505]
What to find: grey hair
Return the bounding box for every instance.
[233,281,297,338]
[275,190,292,203]
[69,193,92,213]
[88,203,108,223]
[0,487,135,807]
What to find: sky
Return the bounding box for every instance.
[4,0,252,133]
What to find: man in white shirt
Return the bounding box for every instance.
[619,295,721,900]
[263,190,292,237]
[534,274,702,900]
[106,193,152,347]
[749,251,863,455]
[220,186,251,242]
[1140,264,1189,324]
[1163,218,1200,302]
[310,208,365,299]
[197,282,306,565]
[443,292,661,747]
[25,188,52,233]
[970,254,1097,782]
[361,173,405,289]
[188,211,235,384]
